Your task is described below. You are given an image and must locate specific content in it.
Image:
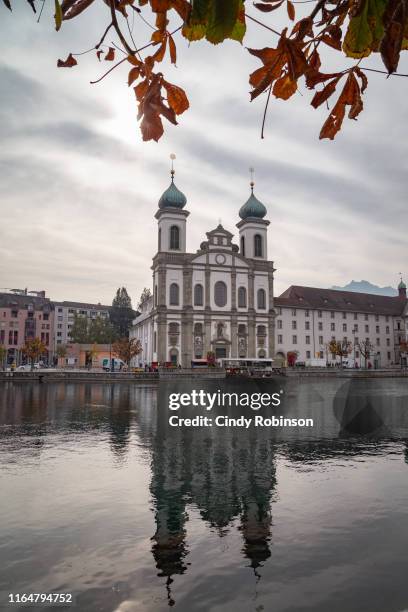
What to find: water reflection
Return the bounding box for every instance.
[1,379,408,612]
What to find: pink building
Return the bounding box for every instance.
[0,291,55,365]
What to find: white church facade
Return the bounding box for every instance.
[131,169,408,368]
[131,169,276,367]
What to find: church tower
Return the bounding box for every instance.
[236,172,270,260]
[155,155,189,254]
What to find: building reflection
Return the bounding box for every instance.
[1,379,408,606]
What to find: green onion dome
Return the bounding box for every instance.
[158,175,187,209]
[398,279,406,290]
[239,188,267,219]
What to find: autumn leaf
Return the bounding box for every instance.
[273,73,297,99]
[134,79,149,101]
[380,0,407,73]
[128,66,140,86]
[287,0,295,21]
[183,0,246,44]
[168,34,177,63]
[311,75,341,108]
[105,47,115,61]
[61,0,95,20]
[55,0,63,31]
[57,53,78,67]
[163,80,189,114]
[319,71,364,140]
[343,0,387,58]
[254,1,284,12]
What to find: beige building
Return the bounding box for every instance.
[274,283,408,367]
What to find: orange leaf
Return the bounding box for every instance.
[134,79,149,102]
[168,34,177,64]
[162,80,189,114]
[273,73,297,99]
[127,54,142,67]
[287,0,295,21]
[105,47,115,61]
[152,39,167,63]
[319,98,346,140]
[128,66,140,86]
[311,76,341,108]
[140,110,163,142]
[57,53,77,67]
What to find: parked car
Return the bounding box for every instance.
[16,363,40,371]
[101,357,126,372]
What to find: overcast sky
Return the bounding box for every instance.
[0,1,407,306]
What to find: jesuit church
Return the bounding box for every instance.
[132,167,276,367]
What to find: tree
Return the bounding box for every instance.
[112,337,142,366]
[89,316,115,343]
[0,344,7,371]
[110,287,136,338]
[22,338,47,369]
[69,314,89,344]
[357,338,373,368]
[56,343,68,367]
[3,0,408,141]
[138,287,152,310]
[328,338,352,366]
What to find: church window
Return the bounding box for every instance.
[158,228,161,251]
[257,325,266,336]
[194,284,204,306]
[194,322,203,335]
[214,281,227,307]
[238,287,247,308]
[257,288,266,309]
[238,324,246,335]
[254,234,263,257]
[168,322,179,334]
[169,225,180,250]
[169,283,180,306]
[241,236,245,256]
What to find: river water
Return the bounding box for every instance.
[1,379,408,612]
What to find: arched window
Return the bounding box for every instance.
[154,285,158,307]
[158,228,161,251]
[254,234,263,257]
[168,322,179,334]
[258,349,266,358]
[214,281,227,307]
[169,283,179,305]
[194,284,204,306]
[257,325,266,336]
[194,322,203,335]
[238,286,247,308]
[170,225,180,250]
[257,288,266,309]
[241,236,245,257]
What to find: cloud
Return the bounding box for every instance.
[0,5,407,303]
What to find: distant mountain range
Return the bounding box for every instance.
[331,280,398,296]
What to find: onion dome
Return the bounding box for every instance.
[239,184,267,220]
[398,279,406,290]
[158,169,187,209]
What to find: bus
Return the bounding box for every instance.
[217,358,275,378]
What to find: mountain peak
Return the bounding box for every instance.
[331,280,397,296]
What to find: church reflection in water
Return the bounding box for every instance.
[1,379,408,607]
[149,384,278,605]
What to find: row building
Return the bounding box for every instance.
[131,169,408,368]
